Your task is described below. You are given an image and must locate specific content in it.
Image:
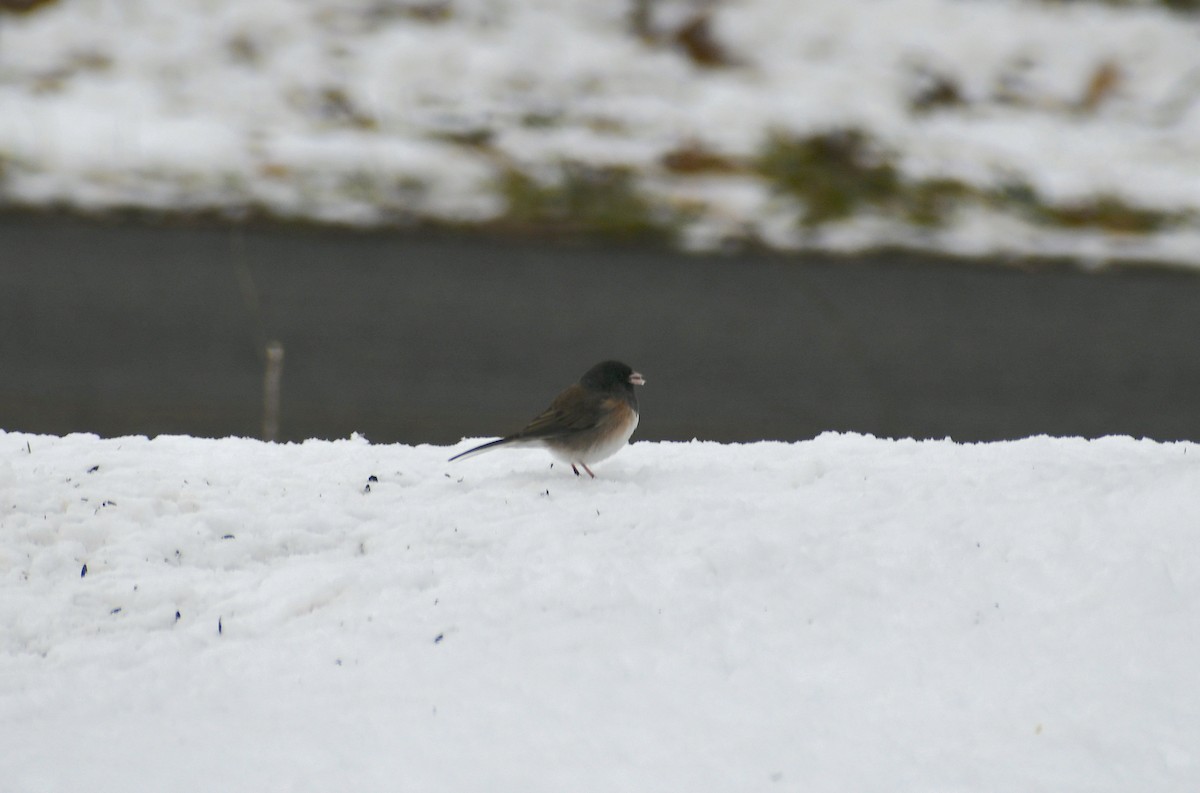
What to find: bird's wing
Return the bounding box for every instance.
[514,384,602,439]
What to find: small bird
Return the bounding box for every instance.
[449,360,645,477]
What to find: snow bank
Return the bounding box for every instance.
[2,0,1200,263]
[2,429,1197,791]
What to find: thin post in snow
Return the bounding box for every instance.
[262,340,284,442]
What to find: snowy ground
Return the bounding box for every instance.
[2,0,1200,264]
[2,429,1198,791]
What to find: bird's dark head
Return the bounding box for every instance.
[581,360,645,392]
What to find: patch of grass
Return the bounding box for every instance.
[673,13,738,69]
[339,171,383,205]
[369,1,454,24]
[519,111,562,129]
[430,127,494,148]
[907,68,967,115]
[628,2,740,68]
[755,128,1177,234]
[0,0,58,12]
[660,142,743,175]
[989,178,1177,233]
[905,178,975,227]
[496,164,674,242]
[1037,195,1175,234]
[756,129,903,226]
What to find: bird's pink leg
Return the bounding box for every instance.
[581,463,596,478]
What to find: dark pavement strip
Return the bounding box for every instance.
[3,214,1198,444]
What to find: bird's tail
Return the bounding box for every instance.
[448,436,520,462]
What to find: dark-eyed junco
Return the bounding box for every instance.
[449,360,645,477]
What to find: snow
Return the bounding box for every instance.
[3,0,1200,263]
[3,429,1198,791]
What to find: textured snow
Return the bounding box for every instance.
[2,429,1198,791]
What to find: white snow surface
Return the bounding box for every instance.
[2,0,1200,264]
[2,429,1198,791]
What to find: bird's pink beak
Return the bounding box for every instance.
[629,371,645,386]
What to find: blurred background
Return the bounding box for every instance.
[2,0,1199,444]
